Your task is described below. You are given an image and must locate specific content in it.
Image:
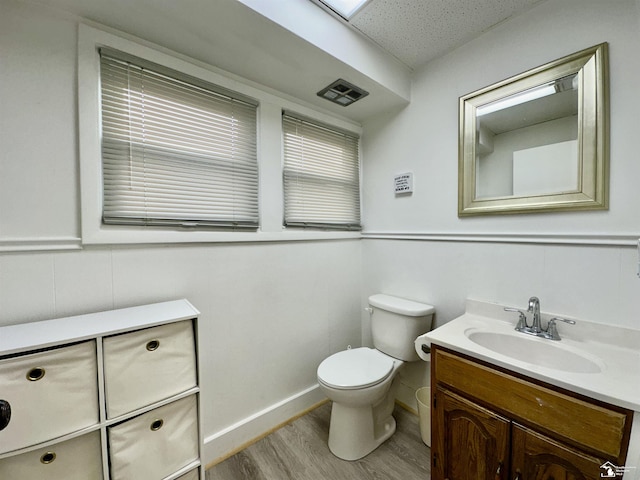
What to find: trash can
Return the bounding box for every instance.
[416,387,431,446]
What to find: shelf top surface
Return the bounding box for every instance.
[0,299,199,356]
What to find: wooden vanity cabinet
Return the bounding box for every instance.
[511,424,607,480]
[431,346,633,480]
[434,388,510,480]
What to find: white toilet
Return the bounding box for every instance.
[317,294,435,460]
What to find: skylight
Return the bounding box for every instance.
[317,0,371,20]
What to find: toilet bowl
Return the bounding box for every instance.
[317,294,435,461]
[317,347,403,460]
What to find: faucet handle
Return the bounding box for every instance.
[549,316,576,325]
[546,317,576,340]
[504,307,528,330]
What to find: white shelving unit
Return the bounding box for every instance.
[0,299,204,480]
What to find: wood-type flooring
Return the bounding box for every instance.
[206,401,431,480]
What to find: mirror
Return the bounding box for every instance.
[458,43,608,216]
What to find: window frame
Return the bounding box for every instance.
[78,24,362,245]
[99,48,260,229]
[282,112,362,230]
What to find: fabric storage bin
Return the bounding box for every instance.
[0,341,99,454]
[176,468,200,480]
[103,320,197,418]
[0,430,103,480]
[108,394,199,480]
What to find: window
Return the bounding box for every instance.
[282,114,361,230]
[313,0,372,20]
[100,49,258,229]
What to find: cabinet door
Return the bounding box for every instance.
[433,388,510,480]
[511,424,611,480]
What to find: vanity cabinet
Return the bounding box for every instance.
[0,300,204,480]
[436,388,510,479]
[511,424,606,479]
[431,346,633,480]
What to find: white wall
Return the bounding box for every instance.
[361,0,640,408]
[0,0,362,464]
[4,0,640,459]
[0,1,78,241]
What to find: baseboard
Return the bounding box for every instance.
[395,398,418,416]
[203,384,327,467]
[396,380,419,413]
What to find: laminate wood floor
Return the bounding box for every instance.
[206,402,431,480]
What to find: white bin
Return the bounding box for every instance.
[177,468,200,480]
[0,341,99,453]
[416,387,431,447]
[0,431,103,480]
[103,320,197,418]
[108,394,199,480]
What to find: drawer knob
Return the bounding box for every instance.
[40,451,56,464]
[146,340,160,351]
[0,400,11,431]
[26,367,46,381]
[150,418,164,431]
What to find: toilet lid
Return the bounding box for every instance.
[317,348,394,390]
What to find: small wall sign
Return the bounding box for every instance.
[394,172,413,195]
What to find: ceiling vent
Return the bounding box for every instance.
[317,79,369,106]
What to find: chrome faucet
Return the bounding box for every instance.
[527,296,541,333]
[504,296,575,340]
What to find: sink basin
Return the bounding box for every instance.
[466,331,603,374]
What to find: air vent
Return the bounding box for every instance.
[317,79,369,106]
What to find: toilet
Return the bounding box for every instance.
[317,294,435,460]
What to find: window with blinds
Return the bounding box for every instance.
[282,114,361,230]
[100,49,258,229]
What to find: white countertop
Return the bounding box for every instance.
[417,299,640,412]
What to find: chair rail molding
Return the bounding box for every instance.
[0,237,83,253]
[361,231,640,247]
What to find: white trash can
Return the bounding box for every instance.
[415,387,431,446]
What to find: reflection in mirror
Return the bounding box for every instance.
[476,74,578,199]
[459,44,608,216]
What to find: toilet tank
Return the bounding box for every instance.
[369,294,435,361]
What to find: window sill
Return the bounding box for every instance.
[81,227,361,246]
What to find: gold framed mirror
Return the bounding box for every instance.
[458,43,608,216]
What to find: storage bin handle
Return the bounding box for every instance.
[0,400,10,431]
[150,418,164,431]
[40,451,56,464]
[146,339,160,351]
[26,367,45,381]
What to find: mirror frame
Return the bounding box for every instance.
[458,43,608,216]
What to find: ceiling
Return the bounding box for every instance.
[347,0,545,70]
[32,0,546,122]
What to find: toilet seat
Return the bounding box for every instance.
[317,348,394,390]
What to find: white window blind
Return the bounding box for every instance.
[100,49,258,229]
[282,114,361,230]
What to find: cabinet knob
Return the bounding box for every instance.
[40,451,56,464]
[26,366,46,381]
[513,470,521,480]
[495,461,503,480]
[150,418,164,431]
[0,400,11,431]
